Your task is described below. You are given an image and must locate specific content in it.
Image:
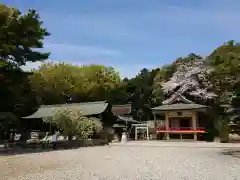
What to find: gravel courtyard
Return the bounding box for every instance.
[1,141,240,180]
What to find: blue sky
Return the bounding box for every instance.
[3,0,240,77]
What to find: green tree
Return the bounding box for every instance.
[29,62,76,105]
[208,40,240,103]
[106,79,132,105]
[0,4,50,136]
[223,82,240,136]
[152,64,176,106]
[30,62,121,105]
[131,68,159,121]
[0,112,19,141]
[0,4,50,67]
[76,64,121,101]
[206,40,240,139]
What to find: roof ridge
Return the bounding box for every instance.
[41,101,107,107]
[112,104,131,107]
[162,94,194,105]
[23,101,109,118]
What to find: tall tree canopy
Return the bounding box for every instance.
[0,4,49,137]
[29,62,121,105]
[208,40,240,103]
[152,63,177,106]
[0,4,49,115]
[131,68,159,121]
[0,4,50,68]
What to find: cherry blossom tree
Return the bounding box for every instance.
[161,55,217,104]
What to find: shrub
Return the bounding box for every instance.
[43,108,103,140]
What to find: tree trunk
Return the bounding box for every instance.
[19,131,29,142]
[219,120,229,143]
[68,135,73,141]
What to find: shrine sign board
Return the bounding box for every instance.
[167,111,193,117]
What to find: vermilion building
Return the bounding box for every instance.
[151,94,208,141]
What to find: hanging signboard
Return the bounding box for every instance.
[167,111,193,117]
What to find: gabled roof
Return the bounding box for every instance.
[151,103,207,111]
[153,93,207,112]
[162,94,193,105]
[112,104,131,115]
[23,101,109,119]
[117,116,141,124]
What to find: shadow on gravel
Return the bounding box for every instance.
[0,140,109,156]
[111,143,240,149]
[221,149,240,158]
[0,146,89,156]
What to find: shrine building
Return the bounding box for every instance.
[151,94,208,141]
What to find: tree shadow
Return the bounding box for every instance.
[0,146,86,156]
[0,141,108,156]
[221,149,240,158]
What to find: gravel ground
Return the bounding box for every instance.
[1,141,240,180]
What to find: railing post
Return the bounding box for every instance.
[165,112,170,140]
[135,126,138,140]
[192,111,197,140]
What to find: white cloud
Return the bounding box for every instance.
[44,43,120,58]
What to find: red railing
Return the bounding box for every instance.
[156,126,206,133]
[157,127,205,130]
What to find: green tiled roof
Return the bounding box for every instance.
[151,103,207,111]
[23,101,109,119]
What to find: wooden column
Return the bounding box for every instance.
[146,126,149,140]
[152,112,157,140]
[165,112,170,140]
[192,111,197,140]
[135,125,138,140]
